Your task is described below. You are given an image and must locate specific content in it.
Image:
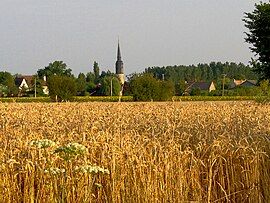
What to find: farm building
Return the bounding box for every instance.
[184,81,216,95]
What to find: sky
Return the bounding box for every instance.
[0,0,266,76]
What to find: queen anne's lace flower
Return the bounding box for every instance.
[74,165,110,174]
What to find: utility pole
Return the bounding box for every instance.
[34,77,37,98]
[110,78,113,97]
[222,74,226,96]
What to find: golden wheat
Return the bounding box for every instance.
[0,101,269,202]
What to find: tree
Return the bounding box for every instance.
[243,2,270,79]
[37,61,72,78]
[158,80,175,100]
[93,61,100,81]
[98,76,121,96]
[130,73,175,101]
[86,72,95,83]
[175,80,187,95]
[145,62,258,85]
[0,71,18,96]
[259,79,270,95]
[76,73,87,96]
[47,75,76,101]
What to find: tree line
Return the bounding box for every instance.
[145,62,258,84]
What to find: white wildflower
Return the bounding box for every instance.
[74,164,110,174]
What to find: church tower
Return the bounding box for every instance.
[115,40,125,85]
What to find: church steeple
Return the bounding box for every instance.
[117,40,122,61]
[115,39,125,85]
[115,40,124,75]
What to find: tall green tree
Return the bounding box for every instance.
[93,61,100,81]
[37,61,72,78]
[76,73,87,96]
[243,2,270,79]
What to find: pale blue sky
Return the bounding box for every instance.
[0,0,265,76]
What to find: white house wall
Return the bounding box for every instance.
[19,79,29,89]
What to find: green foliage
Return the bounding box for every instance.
[86,72,95,83]
[259,80,270,96]
[243,2,270,79]
[93,61,100,81]
[175,80,187,95]
[37,61,72,78]
[86,82,96,94]
[0,84,8,97]
[215,77,231,90]
[47,75,76,101]
[76,73,87,96]
[145,62,258,85]
[54,142,87,161]
[190,88,201,96]
[159,80,175,100]
[98,76,121,96]
[130,73,175,101]
[0,71,18,96]
[227,86,263,96]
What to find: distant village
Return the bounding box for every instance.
[0,41,263,99]
[4,71,259,98]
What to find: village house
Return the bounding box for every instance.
[15,75,49,96]
[230,79,257,89]
[15,75,33,90]
[184,81,216,95]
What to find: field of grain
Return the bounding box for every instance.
[0,102,269,202]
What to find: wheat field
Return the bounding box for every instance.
[0,101,269,202]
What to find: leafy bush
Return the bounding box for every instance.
[130,73,175,101]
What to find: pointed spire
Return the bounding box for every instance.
[117,39,122,61]
[116,38,124,75]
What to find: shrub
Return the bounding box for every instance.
[130,73,175,101]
